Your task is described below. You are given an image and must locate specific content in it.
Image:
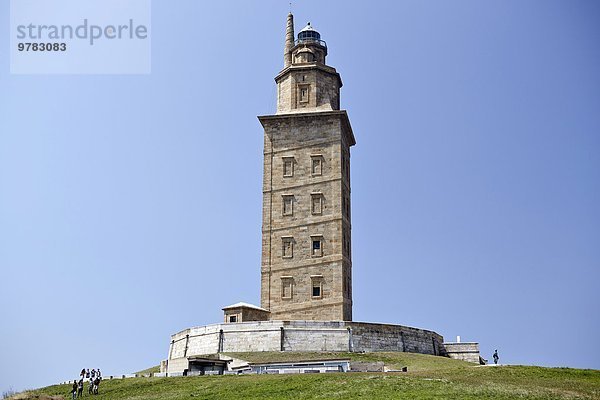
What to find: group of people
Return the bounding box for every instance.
[71,368,101,398]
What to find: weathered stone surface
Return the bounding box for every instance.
[166,320,445,374]
[259,111,355,321]
[222,303,270,323]
[165,357,189,375]
[443,342,481,363]
[258,16,355,322]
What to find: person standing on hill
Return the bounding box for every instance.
[493,350,499,365]
[77,379,84,398]
[93,377,101,395]
[71,380,78,400]
[88,377,94,395]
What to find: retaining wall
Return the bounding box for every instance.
[167,320,446,373]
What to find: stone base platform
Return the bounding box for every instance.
[165,320,449,374]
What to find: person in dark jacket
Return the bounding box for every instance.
[71,380,78,400]
[493,349,499,365]
[93,377,101,395]
[77,379,84,398]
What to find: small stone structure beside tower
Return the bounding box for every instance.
[163,14,482,375]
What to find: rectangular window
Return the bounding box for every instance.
[312,285,321,297]
[229,315,237,323]
[281,277,293,299]
[282,237,293,258]
[311,193,323,215]
[311,236,323,257]
[299,85,309,103]
[311,276,323,298]
[311,155,323,176]
[282,157,294,177]
[282,195,294,216]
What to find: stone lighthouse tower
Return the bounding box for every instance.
[161,14,481,375]
[258,13,356,321]
[163,15,474,373]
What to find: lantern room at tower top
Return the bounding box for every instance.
[296,22,327,48]
[277,14,342,114]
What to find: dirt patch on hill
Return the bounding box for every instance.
[9,394,64,400]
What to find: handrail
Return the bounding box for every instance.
[295,38,327,47]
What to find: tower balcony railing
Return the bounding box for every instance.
[295,38,327,48]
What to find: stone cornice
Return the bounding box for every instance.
[274,63,342,88]
[258,110,356,146]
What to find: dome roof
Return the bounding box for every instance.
[299,22,317,33]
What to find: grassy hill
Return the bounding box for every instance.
[14,352,600,400]
[135,365,161,375]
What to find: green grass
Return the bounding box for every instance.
[224,351,469,371]
[18,352,600,400]
[135,365,160,375]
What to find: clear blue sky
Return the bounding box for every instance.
[1,0,599,392]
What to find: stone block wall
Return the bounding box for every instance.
[165,357,189,375]
[275,64,341,114]
[348,322,445,355]
[169,325,221,360]
[259,111,355,322]
[223,306,270,323]
[281,321,349,351]
[221,324,281,352]
[443,342,481,363]
[166,320,446,373]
